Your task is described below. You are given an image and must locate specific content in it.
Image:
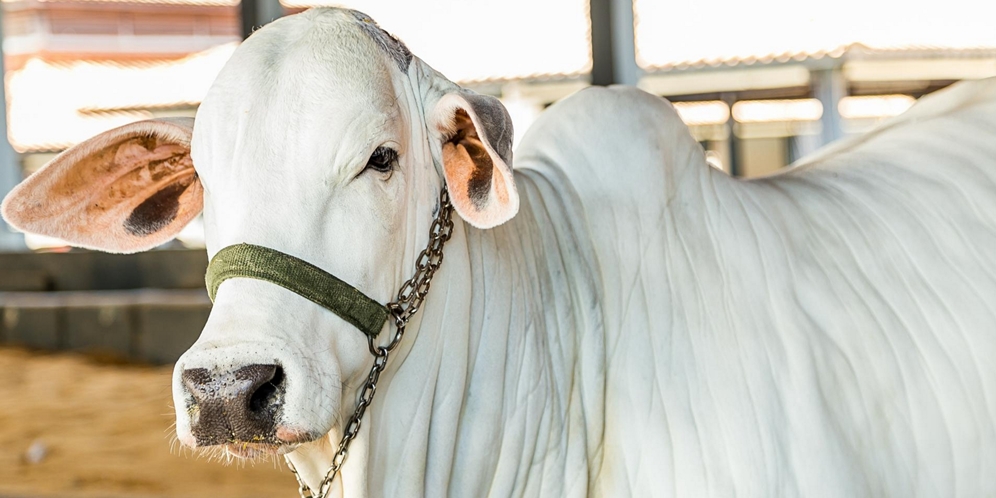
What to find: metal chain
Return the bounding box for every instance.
[285,188,454,498]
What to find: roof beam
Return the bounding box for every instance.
[721,92,741,176]
[590,0,639,86]
[639,66,812,98]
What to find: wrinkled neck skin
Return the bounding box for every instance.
[285,60,605,497]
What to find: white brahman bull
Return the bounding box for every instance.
[4,7,996,497]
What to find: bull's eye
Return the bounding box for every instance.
[366,146,397,174]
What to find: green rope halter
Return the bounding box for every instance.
[205,243,389,338]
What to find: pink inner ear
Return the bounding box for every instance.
[437,100,519,229]
[1,119,203,254]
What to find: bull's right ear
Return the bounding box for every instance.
[0,118,202,253]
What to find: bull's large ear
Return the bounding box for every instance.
[0,118,202,253]
[430,90,518,229]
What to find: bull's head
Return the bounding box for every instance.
[1,7,517,492]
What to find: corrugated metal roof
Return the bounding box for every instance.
[8,0,996,152]
[643,44,996,73]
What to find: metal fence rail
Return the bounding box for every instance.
[0,249,210,364]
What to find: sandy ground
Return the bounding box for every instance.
[0,347,293,498]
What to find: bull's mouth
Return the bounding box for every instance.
[213,427,322,460]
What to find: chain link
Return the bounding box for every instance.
[285,188,454,498]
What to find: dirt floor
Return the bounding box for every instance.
[0,347,292,498]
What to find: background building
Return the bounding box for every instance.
[3,0,995,185]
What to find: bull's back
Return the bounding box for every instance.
[751,77,996,496]
[513,80,996,496]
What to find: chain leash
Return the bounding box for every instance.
[285,188,454,498]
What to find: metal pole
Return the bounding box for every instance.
[812,67,846,146]
[590,0,639,86]
[241,0,285,39]
[0,5,26,251]
[722,92,741,177]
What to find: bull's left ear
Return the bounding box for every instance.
[1,118,201,253]
[430,90,518,229]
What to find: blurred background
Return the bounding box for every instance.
[0,0,994,496]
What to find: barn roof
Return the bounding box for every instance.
[7,43,237,153]
[7,0,996,152]
[642,44,996,73]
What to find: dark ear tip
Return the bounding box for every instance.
[456,91,514,167]
[123,179,192,237]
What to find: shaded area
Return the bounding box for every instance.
[0,289,209,365]
[0,249,210,365]
[0,249,206,293]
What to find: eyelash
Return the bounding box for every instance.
[366,146,397,173]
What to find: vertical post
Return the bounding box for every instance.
[0,5,25,250]
[812,66,846,146]
[241,0,284,39]
[590,0,639,86]
[721,92,741,177]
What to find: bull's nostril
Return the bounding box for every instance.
[249,365,284,414]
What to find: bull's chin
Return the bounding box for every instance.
[223,441,299,460]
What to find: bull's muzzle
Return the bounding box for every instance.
[181,364,285,446]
